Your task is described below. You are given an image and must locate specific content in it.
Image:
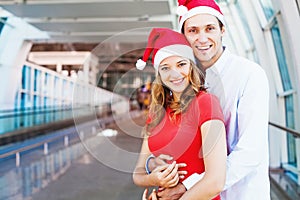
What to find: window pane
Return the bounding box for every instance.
[0,17,7,36]
[286,95,296,167]
[236,2,254,44]
[271,22,292,91]
[259,0,275,20]
[271,22,296,169]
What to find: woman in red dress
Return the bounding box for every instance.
[133,28,227,200]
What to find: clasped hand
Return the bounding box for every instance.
[149,161,180,188]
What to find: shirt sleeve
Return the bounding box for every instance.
[224,67,269,190]
[196,92,224,126]
[182,172,205,190]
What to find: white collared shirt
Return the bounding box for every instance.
[183,49,270,200]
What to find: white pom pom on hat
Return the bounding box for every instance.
[176,5,188,16]
[136,59,146,70]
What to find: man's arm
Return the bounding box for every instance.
[154,173,207,200]
[156,183,186,200]
[223,66,270,189]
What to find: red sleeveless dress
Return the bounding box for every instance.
[148,92,224,200]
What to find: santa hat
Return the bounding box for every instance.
[136,28,195,71]
[177,0,225,32]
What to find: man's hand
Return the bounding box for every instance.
[142,188,158,200]
[156,183,186,200]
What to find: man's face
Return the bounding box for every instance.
[183,14,225,70]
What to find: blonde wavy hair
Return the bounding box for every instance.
[146,60,206,133]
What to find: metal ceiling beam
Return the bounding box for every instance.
[1,1,170,18]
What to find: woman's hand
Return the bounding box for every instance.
[150,161,180,188]
[148,154,187,180]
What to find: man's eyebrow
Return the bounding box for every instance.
[185,25,197,29]
[186,22,218,28]
[159,63,168,67]
[207,23,218,26]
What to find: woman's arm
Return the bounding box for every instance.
[180,119,227,200]
[133,137,180,188]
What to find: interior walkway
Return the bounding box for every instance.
[31,113,145,200]
[28,113,290,200]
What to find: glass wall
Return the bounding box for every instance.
[271,22,296,168]
[235,2,259,62]
[0,17,7,36]
[226,0,299,185]
[259,0,275,20]
[0,61,125,135]
[259,0,298,182]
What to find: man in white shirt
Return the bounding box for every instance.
[145,0,270,199]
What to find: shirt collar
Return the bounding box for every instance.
[206,47,230,75]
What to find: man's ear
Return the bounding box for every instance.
[221,26,225,36]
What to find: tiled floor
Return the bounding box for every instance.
[31,114,146,200]
[270,180,290,200]
[270,169,300,200]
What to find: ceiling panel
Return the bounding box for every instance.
[30,21,173,32]
[1,1,171,18]
[0,0,176,74]
[1,0,176,43]
[44,33,150,43]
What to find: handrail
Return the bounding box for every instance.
[269,121,300,138]
[0,130,72,159]
[0,106,88,118]
[0,112,118,167]
[0,129,74,167]
[0,109,138,167]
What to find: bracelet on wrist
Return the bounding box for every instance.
[145,154,155,174]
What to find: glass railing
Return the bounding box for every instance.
[0,105,104,135]
[0,141,86,200]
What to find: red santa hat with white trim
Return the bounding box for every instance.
[136,28,195,71]
[177,0,225,32]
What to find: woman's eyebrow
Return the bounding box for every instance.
[177,59,188,64]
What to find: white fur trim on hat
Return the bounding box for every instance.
[153,44,196,70]
[136,59,146,70]
[178,6,225,32]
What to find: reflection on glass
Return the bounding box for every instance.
[0,143,85,199]
[271,22,297,173]
[259,0,275,20]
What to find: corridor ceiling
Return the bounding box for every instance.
[0,0,227,73]
[0,0,177,43]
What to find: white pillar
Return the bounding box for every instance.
[56,62,62,74]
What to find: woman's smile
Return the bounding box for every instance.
[170,77,185,85]
[158,56,191,97]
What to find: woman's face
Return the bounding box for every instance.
[158,56,191,99]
